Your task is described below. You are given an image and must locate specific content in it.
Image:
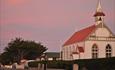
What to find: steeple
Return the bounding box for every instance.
[94,0,105,25]
[96,0,102,12]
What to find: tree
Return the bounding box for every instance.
[0,38,47,64]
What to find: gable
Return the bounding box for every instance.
[102,24,115,37]
[95,28,110,37]
[90,23,115,37]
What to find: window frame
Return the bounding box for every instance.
[92,44,98,59]
[106,44,112,58]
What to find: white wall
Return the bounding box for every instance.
[95,28,110,37]
[85,40,115,59]
[62,39,115,60]
[62,42,85,60]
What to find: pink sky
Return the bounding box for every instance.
[0,0,115,52]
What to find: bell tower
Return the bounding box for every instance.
[94,0,105,26]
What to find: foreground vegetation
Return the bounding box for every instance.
[28,57,115,70]
[0,37,47,64]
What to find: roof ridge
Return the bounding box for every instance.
[75,24,95,33]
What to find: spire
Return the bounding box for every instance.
[94,0,105,26]
[96,0,102,12]
[94,0,105,17]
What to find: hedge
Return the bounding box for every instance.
[28,57,115,70]
[28,60,73,70]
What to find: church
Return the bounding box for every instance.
[61,1,115,60]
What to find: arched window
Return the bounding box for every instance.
[106,44,112,58]
[92,44,98,58]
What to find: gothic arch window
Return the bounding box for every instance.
[92,44,98,58]
[106,44,112,58]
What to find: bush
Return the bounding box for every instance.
[28,60,73,70]
[28,61,47,67]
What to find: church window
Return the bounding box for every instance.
[106,44,112,58]
[92,44,98,59]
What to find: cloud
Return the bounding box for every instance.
[0,0,115,52]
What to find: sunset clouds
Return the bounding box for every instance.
[0,0,115,52]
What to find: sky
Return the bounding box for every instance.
[0,0,115,52]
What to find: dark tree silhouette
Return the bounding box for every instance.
[0,38,47,64]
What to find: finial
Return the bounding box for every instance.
[96,0,102,12]
[94,0,105,17]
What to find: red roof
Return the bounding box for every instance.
[63,25,96,46]
[94,12,105,17]
[78,47,84,53]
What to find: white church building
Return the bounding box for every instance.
[61,1,115,60]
